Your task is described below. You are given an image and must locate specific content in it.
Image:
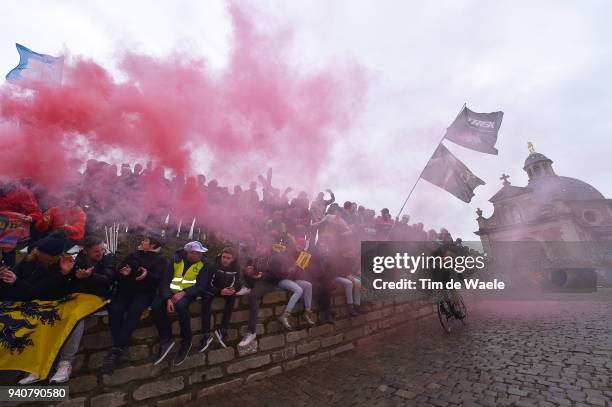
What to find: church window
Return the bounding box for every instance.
[510,206,523,223]
[533,165,541,175]
[583,210,600,224]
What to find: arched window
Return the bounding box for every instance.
[533,165,541,176]
[510,206,523,223]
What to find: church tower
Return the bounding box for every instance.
[523,142,556,180]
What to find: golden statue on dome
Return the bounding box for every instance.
[527,141,535,154]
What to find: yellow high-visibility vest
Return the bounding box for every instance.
[170,260,204,293]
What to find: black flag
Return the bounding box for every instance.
[421,143,485,203]
[445,106,503,155]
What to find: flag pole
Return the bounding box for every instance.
[385,103,466,240]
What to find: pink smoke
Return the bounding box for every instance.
[0,3,367,192]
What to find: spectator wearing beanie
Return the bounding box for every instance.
[0,235,73,302]
[2,235,76,386]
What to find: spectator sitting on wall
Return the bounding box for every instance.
[46,235,114,384]
[0,235,73,303]
[102,233,167,375]
[152,241,209,367]
[238,240,297,347]
[198,246,242,353]
[0,235,74,385]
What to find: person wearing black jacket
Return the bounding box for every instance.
[69,236,114,297]
[152,241,209,366]
[309,242,336,324]
[238,240,290,348]
[198,247,241,352]
[0,235,74,385]
[0,235,73,302]
[102,234,168,375]
[46,235,115,384]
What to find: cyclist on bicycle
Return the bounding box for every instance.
[431,245,465,318]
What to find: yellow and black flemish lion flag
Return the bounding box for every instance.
[0,293,106,379]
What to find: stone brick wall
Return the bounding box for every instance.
[54,291,434,407]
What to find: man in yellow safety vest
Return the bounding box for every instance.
[151,241,208,366]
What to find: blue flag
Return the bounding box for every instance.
[5,43,63,85]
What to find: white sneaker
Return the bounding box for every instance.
[18,373,41,385]
[238,333,256,347]
[235,287,251,296]
[198,336,214,353]
[49,361,72,383]
[214,330,228,349]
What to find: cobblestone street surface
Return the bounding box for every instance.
[193,291,611,406]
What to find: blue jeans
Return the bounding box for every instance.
[334,277,361,305]
[59,319,84,363]
[277,279,312,312]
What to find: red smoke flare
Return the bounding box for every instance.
[0,3,367,194]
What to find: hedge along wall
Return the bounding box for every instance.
[49,291,435,407]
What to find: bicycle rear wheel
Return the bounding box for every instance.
[437,299,454,334]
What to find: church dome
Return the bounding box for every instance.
[529,176,605,202]
[523,152,552,170]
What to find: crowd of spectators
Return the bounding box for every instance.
[0,160,470,385]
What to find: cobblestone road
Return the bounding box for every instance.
[194,290,611,406]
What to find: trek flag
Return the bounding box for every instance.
[0,293,106,380]
[444,106,503,155]
[0,211,30,250]
[421,143,485,203]
[5,43,63,85]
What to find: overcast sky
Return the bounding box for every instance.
[1,0,611,240]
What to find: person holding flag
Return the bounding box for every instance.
[41,236,113,384]
[0,235,72,302]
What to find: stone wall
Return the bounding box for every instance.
[55,291,434,407]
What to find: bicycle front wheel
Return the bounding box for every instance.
[437,299,454,334]
[455,292,467,324]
